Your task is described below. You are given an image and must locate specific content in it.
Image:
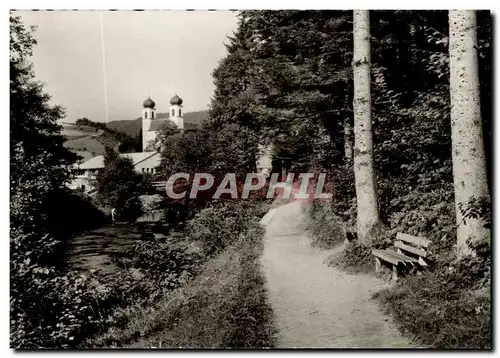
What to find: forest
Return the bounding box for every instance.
[10,10,491,349]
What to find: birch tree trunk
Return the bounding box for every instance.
[449,10,490,257]
[352,10,382,245]
[344,116,353,162]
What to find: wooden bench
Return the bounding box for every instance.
[372,232,430,281]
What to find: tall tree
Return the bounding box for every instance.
[352,10,382,244]
[449,10,490,256]
[145,120,181,152]
[10,15,77,232]
[237,11,352,168]
[95,147,145,222]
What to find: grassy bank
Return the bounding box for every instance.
[373,269,490,349]
[86,201,276,348]
[305,201,346,249]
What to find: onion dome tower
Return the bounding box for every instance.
[142,97,156,151]
[169,94,184,129]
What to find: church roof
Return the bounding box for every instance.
[143,97,155,109]
[170,94,183,105]
[79,152,158,170]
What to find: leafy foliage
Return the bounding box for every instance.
[458,196,491,229]
[145,120,181,152]
[326,242,374,274]
[11,266,125,348]
[132,240,204,291]
[187,201,269,256]
[374,241,491,349]
[306,201,345,249]
[95,147,146,222]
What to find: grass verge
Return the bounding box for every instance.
[325,242,374,274]
[373,272,491,349]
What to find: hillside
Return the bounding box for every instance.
[62,122,122,161]
[107,110,209,137]
[62,110,208,161]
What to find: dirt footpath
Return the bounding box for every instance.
[260,201,415,348]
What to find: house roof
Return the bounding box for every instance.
[79,152,159,170]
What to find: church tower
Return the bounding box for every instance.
[142,97,156,151]
[169,94,184,130]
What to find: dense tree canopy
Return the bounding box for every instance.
[95,148,146,222]
[208,10,492,251]
[10,15,78,233]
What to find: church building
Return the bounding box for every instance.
[142,94,200,151]
[71,94,197,193]
[71,93,273,194]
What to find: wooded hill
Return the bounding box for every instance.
[62,110,208,159]
[106,110,209,137]
[62,122,122,159]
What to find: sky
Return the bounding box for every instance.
[15,10,239,123]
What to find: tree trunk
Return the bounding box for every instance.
[344,93,353,162]
[352,10,382,245]
[449,10,490,257]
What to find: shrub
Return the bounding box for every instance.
[132,240,204,292]
[10,261,124,348]
[48,190,106,232]
[186,201,267,256]
[326,242,373,274]
[306,201,345,249]
[120,196,143,223]
[374,272,490,348]
[373,239,491,349]
[387,191,456,258]
[139,194,163,213]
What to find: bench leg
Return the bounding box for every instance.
[375,257,381,274]
[392,265,398,281]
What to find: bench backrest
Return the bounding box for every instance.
[395,232,430,258]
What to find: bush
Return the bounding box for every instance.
[10,262,125,348]
[44,189,107,237]
[187,201,268,256]
[373,239,491,349]
[374,271,490,348]
[325,242,373,274]
[120,196,143,223]
[386,190,456,258]
[132,240,204,292]
[306,201,345,249]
